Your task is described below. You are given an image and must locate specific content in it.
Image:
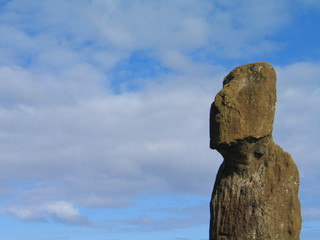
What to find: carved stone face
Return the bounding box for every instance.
[210,62,277,150]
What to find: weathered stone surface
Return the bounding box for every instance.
[209,62,301,240]
[210,62,276,149]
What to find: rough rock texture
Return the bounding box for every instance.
[209,62,301,240]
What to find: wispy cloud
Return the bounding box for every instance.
[116,214,208,232]
[3,201,90,225]
[275,62,320,177]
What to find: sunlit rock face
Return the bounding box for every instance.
[209,62,302,240]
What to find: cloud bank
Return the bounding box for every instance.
[0,1,319,239]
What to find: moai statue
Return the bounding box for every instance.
[209,62,301,240]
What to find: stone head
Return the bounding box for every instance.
[210,62,277,151]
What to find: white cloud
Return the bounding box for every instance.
[0,0,294,73]
[89,0,211,51]
[4,201,90,225]
[207,0,290,58]
[274,62,320,177]
[0,76,220,199]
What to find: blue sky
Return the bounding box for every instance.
[0,0,319,239]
